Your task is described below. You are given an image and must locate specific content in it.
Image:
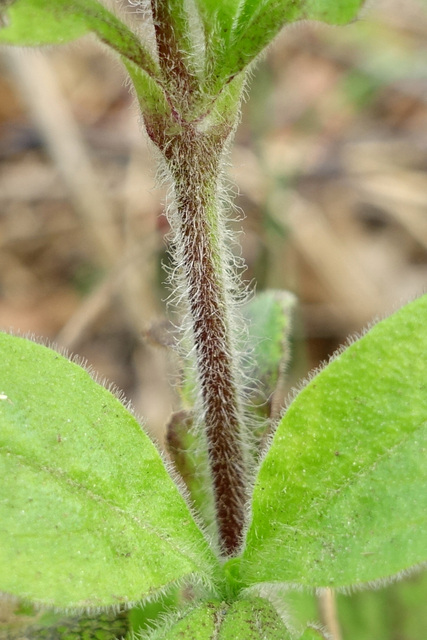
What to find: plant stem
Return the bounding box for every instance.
[158,125,247,556]
[151,1,187,85]
[145,0,247,558]
[150,0,197,99]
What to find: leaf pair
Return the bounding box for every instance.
[0,0,366,92]
[1,294,427,616]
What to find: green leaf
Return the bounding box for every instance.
[0,333,219,609]
[165,409,216,535]
[193,0,240,78]
[127,589,180,637]
[242,294,427,589]
[124,59,171,123]
[218,598,291,639]
[202,0,365,90]
[194,0,239,41]
[149,598,291,639]
[243,290,295,419]
[207,71,246,127]
[0,0,159,79]
[151,602,221,640]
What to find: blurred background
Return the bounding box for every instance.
[1,0,427,637]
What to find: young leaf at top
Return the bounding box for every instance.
[0,0,160,81]
[202,0,366,92]
[0,333,219,609]
[192,0,240,80]
[241,294,427,589]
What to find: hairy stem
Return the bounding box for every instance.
[145,0,248,558]
[162,127,247,556]
[150,0,196,98]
